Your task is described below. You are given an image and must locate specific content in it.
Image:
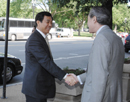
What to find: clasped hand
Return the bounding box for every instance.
[65,74,79,86]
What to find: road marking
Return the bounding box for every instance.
[69,53,78,55]
[21,54,89,65]
[54,54,89,61]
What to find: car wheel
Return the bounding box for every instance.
[125,48,129,53]
[47,34,52,40]
[11,34,16,41]
[0,65,14,84]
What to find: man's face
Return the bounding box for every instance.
[87,15,95,33]
[37,16,52,34]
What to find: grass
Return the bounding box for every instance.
[73,31,94,37]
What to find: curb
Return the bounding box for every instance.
[0,82,23,89]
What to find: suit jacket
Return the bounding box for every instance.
[22,30,66,99]
[79,25,124,102]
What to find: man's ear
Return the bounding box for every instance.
[93,16,97,23]
[36,20,40,26]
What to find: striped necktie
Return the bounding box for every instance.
[45,37,53,58]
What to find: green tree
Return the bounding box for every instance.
[52,1,92,36]
[10,0,36,18]
[112,3,130,33]
[0,0,6,17]
[52,0,128,29]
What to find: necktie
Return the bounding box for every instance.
[45,37,53,58]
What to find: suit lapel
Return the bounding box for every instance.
[34,30,53,59]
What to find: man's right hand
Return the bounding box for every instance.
[65,74,79,86]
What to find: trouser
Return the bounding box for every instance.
[25,95,47,102]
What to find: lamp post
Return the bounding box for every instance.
[124,18,127,32]
[32,0,36,19]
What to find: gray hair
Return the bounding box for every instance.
[89,6,111,25]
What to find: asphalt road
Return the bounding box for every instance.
[0,37,129,85]
[0,37,93,85]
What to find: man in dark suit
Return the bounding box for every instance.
[22,11,78,102]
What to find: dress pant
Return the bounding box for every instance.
[25,95,47,102]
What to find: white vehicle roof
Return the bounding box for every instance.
[0,17,35,21]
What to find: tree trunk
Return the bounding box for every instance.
[113,24,117,33]
[81,21,86,32]
[78,28,80,36]
[48,0,51,13]
[102,0,113,29]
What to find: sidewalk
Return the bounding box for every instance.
[0,83,25,102]
[0,83,54,102]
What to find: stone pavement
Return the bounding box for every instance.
[0,82,54,102]
[0,83,25,102]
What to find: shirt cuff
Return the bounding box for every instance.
[63,73,68,79]
[77,75,83,85]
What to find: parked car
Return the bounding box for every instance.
[56,28,71,37]
[83,28,89,32]
[124,34,130,53]
[116,32,128,38]
[0,52,23,84]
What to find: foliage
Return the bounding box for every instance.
[0,0,130,34]
[51,0,128,14]
[124,57,130,64]
[0,0,6,17]
[112,3,130,33]
[63,66,85,75]
[10,0,45,18]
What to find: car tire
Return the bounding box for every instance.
[0,64,14,84]
[11,34,16,41]
[125,48,129,53]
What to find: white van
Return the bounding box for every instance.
[56,28,71,37]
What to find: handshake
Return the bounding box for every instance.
[64,74,79,86]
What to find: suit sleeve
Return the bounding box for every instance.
[90,34,111,102]
[28,36,66,81]
[79,72,86,84]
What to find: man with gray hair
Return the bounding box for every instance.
[70,6,124,102]
[80,6,124,102]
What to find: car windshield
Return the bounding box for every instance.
[57,29,63,32]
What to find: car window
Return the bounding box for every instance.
[57,29,61,31]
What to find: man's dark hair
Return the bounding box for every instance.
[89,6,111,25]
[34,25,36,29]
[35,11,53,27]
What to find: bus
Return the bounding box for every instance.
[0,17,56,41]
[0,17,35,41]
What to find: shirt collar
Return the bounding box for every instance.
[96,25,106,35]
[36,28,46,38]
